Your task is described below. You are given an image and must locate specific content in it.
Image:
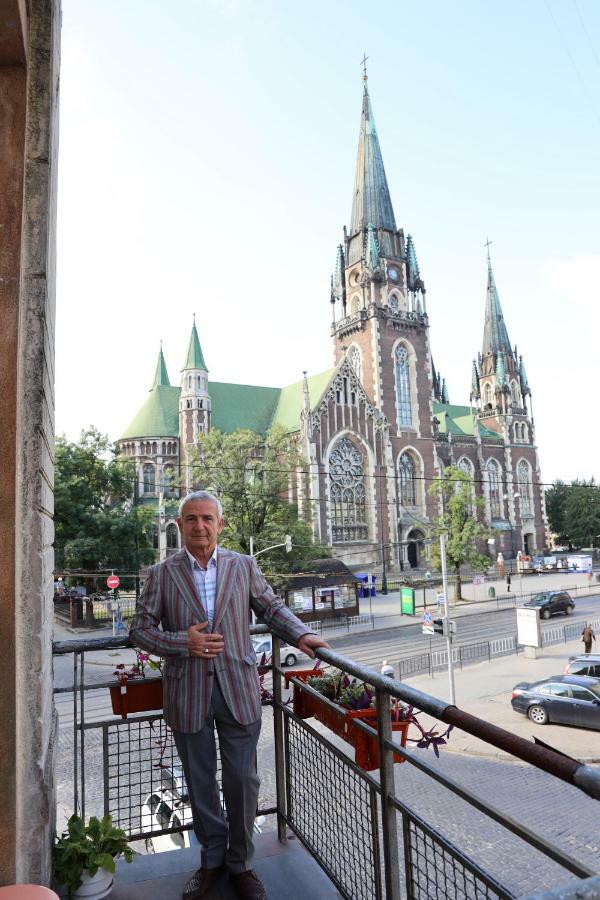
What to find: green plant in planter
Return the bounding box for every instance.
[53,813,134,897]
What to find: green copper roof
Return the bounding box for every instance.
[271,369,335,432]
[433,401,498,439]
[209,382,280,434]
[365,223,380,270]
[350,82,396,237]
[120,385,180,439]
[182,321,207,372]
[482,256,512,357]
[406,234,420,281]
[152,345,170,388]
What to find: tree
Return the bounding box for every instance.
[427,466,491,602]
[564,480,600,549]
[545,479,600,548]
[186,425,329,574]
[55,428,155,577]
[545,480,570,544]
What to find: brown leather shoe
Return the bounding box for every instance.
[229,869,267,900]
[182,865,224,899]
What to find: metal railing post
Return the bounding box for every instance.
[376,687,401,900]
[271,634,287,842]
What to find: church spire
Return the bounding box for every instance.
[151,342,170,389]
[349,79,396,238]
[482,249,512,357]
[182,315,208,372]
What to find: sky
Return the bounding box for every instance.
[55,0,600,483]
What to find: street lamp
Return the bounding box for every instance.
[249,535,292,558]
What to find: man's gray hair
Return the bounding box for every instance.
[178,491,223,519]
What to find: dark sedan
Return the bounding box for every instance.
[522,590,575,619]
[511,674,600,729]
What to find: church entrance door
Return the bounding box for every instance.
[406,529,425,568]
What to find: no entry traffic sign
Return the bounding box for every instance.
[107,575,120,590]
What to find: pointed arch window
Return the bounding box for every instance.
[143,463,155,494]
[457,457,475,513]
[486,459,502,518]
[395,344,412,428]
[398,452,417,506]
[329,438,368,542]
[166,522,179,550]
[518,460,533,516]
[348,346,362,383]
[163,465,176,498]
[484,383,493,407]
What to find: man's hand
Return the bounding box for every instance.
[297,633,330,659]
[188,622,225,658]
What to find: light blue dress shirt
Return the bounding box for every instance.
[185,546,218,630]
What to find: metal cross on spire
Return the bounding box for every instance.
[484,237,493,262]
[360,53,369,80]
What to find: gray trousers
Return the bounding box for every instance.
[172,679,261,873]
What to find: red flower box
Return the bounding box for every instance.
[285,671,409,771]
[109,677,163,719]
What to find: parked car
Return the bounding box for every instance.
[252,635,307,667]
[522,591,575,619]
[511,674,600,729]
[564,654,600,679]
[142,764,265,853]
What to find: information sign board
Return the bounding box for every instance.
[401,587,415,615]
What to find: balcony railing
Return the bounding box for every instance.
[52,631,600,899]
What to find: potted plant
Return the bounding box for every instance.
[109,649,163,719]
[286,667,453,771]
[53,813,133,898]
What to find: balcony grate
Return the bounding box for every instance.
[403,811,514,900]
[284,714,381,900]
[104,717,209,841]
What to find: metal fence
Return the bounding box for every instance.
[397,617,600,681]
[52,634,600,899]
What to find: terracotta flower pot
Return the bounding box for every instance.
[286,674,409,771]
[109,676,163,719]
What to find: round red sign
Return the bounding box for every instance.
[106,575,120,590]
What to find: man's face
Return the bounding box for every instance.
[177,499,224,558]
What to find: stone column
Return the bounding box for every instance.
[0,0,61,886]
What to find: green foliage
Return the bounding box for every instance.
[427,467,491,599]
[53,814,133,896]
[545,480,570,542]
[187,425,329,572]
[55,428,156,573]
[546,479,600,548]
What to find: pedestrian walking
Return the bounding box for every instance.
[582,623,596,655]
[506,573,511,593]
[381,659,394,678]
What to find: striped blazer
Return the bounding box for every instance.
[129,547,312,732]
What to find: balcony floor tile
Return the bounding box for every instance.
[110,831,342,899]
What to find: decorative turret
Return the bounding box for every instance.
[470,360,480,400]
[179,317,211,469]
[333,244,346,314]
[365,223,381,272]
[152,342,170,388]
[519,355,531,397]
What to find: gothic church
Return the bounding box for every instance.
[117,77,547,567]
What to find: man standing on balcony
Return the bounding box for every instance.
[130,491,328,900]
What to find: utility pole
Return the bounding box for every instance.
[439,532,456,705]
[133,477,141,602]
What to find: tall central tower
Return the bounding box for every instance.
[330,74,440,564]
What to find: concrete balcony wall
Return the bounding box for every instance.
[0,0,61,885]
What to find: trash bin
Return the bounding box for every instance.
[488,586,496,598]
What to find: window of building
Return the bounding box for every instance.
[150,524,159,550]
[166,523,178,549]
[329,438,368,542]
[163,465,176,498]
[398,452,417,506]
[394,344,412,428]
[348,346,362,383]
[484,383,492,406]
[457,457,475,512]
[518,460,533,516]
[486,459,502,518]
[143,463,155,494]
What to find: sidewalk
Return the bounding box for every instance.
[405,635,600,764]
